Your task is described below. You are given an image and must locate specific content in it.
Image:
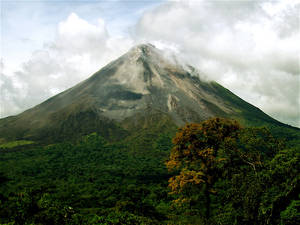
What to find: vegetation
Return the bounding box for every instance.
[0,118,299,224]
[0,140,35,149]
[166,118,241,220]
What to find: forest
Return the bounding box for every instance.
[0,118,299,224]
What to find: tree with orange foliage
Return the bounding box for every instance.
[166,118,241,219]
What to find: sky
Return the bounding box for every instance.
[0,0,299,127]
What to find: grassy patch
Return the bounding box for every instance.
[0,140,35,149]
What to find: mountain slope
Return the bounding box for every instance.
[0,44,297,143]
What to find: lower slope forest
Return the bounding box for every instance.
[0,118,299,225]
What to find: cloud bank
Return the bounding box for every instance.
[135,0,300,126]
[1,0,299,127]
[1,13,133,117]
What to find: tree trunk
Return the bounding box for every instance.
[205,185,211,219]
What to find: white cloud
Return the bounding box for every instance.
[54,13,108,55]
[133,0,300,127]
[1,13,133,118]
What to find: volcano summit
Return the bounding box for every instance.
[0,44,291,143]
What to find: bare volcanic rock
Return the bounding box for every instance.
[0,44,287,142]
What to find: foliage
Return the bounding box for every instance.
[0,132,170,224]
[0,140,35,149]
[0,118,299,224]
[166,118,299,224]
[166,118,241,219]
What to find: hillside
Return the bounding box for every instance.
[0,44,297,144]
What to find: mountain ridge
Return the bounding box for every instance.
[0,44,298,143]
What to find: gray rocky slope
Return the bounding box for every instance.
[0,44,286,142]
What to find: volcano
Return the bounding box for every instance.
[0,44,291,143]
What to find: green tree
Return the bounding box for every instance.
[258,147,300,225]
[166,118,241,218]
